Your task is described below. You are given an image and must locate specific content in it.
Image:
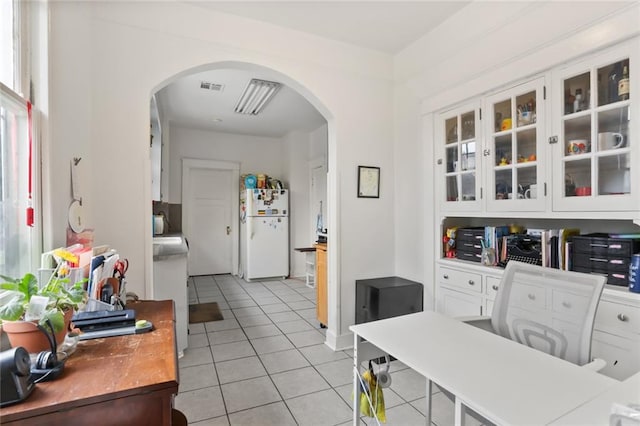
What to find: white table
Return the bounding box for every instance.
[350,311,618,425]
[550,371,640,425]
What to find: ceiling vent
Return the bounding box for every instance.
[234,79,281,115]
[200,81,224,92]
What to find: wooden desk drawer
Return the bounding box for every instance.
[437,266,482,293]
[595,300,640,336]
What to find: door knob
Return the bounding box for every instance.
[226,226,231,235]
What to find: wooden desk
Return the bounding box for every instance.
[350,311,617,425]
[0,300,179,426]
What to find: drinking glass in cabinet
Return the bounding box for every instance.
[597,59,630,107]
[598,154,630,195]
[564,71,590,115]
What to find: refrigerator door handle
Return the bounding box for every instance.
[248,218,254,239]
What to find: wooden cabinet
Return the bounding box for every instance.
[315,243,327,326]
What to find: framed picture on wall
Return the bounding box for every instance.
[357,166,380,198]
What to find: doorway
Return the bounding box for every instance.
[182,159,239,276]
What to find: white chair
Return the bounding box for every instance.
[428,261,607,424]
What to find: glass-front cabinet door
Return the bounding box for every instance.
[485,78,546,212]
[552,42,637,211]
[437,101,481,213]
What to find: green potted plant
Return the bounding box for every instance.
[0,272,88,353]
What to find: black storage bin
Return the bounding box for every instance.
[456,250,482,263]
[355,277,423,324]
[571,233,640,287]
[456,227,485,244]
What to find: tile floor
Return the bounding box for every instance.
[174,274,484,426]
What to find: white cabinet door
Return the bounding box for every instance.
[437,287,482,317]
[592,330,640,380]
[551,39,638,212]
[485,77,547,212]
[437,101,482,213]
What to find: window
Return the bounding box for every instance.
[0,0,18,91]
[0,82,33,276]
[0,1,38,277]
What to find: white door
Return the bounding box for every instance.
[185,167,233,275]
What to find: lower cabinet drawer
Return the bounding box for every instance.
[595,299,640,337]
[437,266,482,293]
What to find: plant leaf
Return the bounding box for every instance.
[40,309,64,333]
[0,294,27,321]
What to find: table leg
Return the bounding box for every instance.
[454,396,466,426]
[353,333,360,425]
[425,378,433,425]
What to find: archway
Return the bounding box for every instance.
[146,61,340,347]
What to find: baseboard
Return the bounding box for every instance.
[324,329,353,351]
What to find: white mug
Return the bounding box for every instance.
[598,132,624,150]
[525,184,537,199]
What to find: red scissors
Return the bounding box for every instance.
[113,259,129,280]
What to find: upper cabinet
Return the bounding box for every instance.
[551,42,637,212]
[436,38,639,220]
[151,94,163,202]
[485,77,546,212]
[438,101,482,213]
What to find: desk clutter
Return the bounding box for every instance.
[444,226,640,291]
[40,244,129,312]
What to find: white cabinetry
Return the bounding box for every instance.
[433,38,640,380]
[435,261,640,380]
[551,42,638,212]
[591,290,640,380]
[153,252,188,357]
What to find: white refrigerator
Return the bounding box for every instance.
[240,189,289,281]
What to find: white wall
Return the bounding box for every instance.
[284,131,311,278]
[392,2,640,308]
[47,1,395,349]
[168,125,286,204]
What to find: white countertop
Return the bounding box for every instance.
[153,234,188,260]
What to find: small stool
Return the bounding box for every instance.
[172,408,188,426]
[295,247,316,288]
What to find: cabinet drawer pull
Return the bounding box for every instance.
[617,313,628,322]
[562,301,571,308]
[468,280,475,286]
[528,294,536,301]
[443,274,449,279]
[492,285,499,291]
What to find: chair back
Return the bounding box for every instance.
[491,261,605,366]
